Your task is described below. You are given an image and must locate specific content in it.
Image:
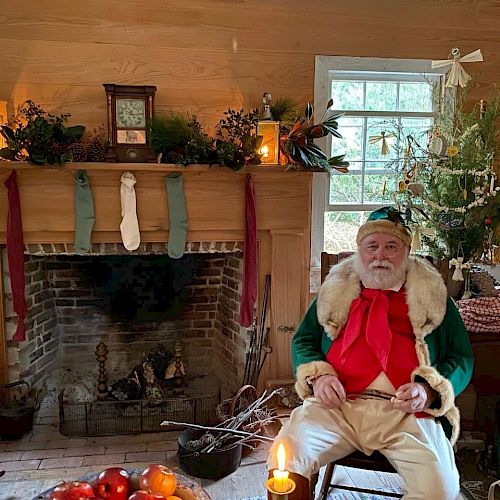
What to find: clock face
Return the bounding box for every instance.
[116,98,146,128]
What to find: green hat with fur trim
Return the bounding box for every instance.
[356,206,412,246]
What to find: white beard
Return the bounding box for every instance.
[353,252,408,290]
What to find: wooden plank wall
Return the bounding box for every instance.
[0,0,498,132]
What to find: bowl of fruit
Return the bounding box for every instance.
[35,465,211,500]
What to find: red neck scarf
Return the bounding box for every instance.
[339,288,394,370]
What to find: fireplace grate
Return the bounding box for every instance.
[58,391,220,437]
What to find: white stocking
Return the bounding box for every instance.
[120,171,140,250]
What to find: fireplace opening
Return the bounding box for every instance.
[89,255,201,322]
[4,246,252,429]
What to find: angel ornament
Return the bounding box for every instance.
[431,48,483,88]
[449,257,471,281]
[369,131,394,156]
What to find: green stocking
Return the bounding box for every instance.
[164,173,188,259]
[74,170,95,253]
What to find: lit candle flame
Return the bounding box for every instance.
[271,443,290,493]
[261,145,269,158]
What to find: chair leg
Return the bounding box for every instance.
[318,463,336,500]
[310,472,319,498]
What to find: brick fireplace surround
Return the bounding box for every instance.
[0,163,313,402]
[3,244,247,401]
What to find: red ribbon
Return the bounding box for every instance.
[339,288,393,371]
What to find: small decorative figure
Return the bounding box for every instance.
[261,92,273,120]
[165,340,186,396]
[95,342,109,401]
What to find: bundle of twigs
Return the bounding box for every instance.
[161,388,281,453]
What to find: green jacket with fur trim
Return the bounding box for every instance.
[292,255,473,445]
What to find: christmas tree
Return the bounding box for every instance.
[394,89,500,270]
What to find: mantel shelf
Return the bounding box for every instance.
[0,161,308,174]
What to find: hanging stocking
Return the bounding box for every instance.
[4,171,27,341]
[239,174,257,327]
[74,170,95,253]
[164,173,188,259]
[120,171,140,251]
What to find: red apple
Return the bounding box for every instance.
[93,467,131,500]
[49,484,70,500]
[50,481,95,499]
[138,465,177,497]
[128,491,165,500]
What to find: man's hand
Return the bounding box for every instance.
[392,382,437,413]
[312,374,346,408]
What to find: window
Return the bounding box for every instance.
[310,56,446,290]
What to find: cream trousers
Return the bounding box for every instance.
[267,397,460,500]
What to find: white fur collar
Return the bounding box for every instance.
[317,255,448,340]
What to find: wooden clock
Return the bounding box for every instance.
[103,83,157,162]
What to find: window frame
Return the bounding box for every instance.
[310,55,447,290]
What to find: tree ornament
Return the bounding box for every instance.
[431,48,483,88]
[449,257,469,281]
[369,131,394,156]
[407,182,424,196]
[485,217,492,225]
[428,135,443,155]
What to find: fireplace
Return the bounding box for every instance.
[0,165,312,404]
[3,240,251,409]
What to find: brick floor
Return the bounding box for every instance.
[0,405,271,499]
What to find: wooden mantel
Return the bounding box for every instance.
[0,162,313,385]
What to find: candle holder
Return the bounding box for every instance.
[265,477,296,499]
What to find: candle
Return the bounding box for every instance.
[273,443,290,493]
[261,145,269,158]
[490,174,495,193]
[273,468,289,493]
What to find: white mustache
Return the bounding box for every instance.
[369,260,394,270]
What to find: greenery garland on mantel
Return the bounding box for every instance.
[0,99,348,174]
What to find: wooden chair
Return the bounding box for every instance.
[315,252,403,499]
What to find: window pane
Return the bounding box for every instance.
[324,211,372,253]
[401,118,433,145]
[334,117,364,160]
[399,82,433,112]
[331,81,364,110]
[363,169,395,204]
[365,82,397,111]
[366,118,397,160]
[329,170,362,204]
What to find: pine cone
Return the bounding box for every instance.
[86,140,107,162]
[67,142,87,162]
[165,151,184,164]
[83,125,108,162]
